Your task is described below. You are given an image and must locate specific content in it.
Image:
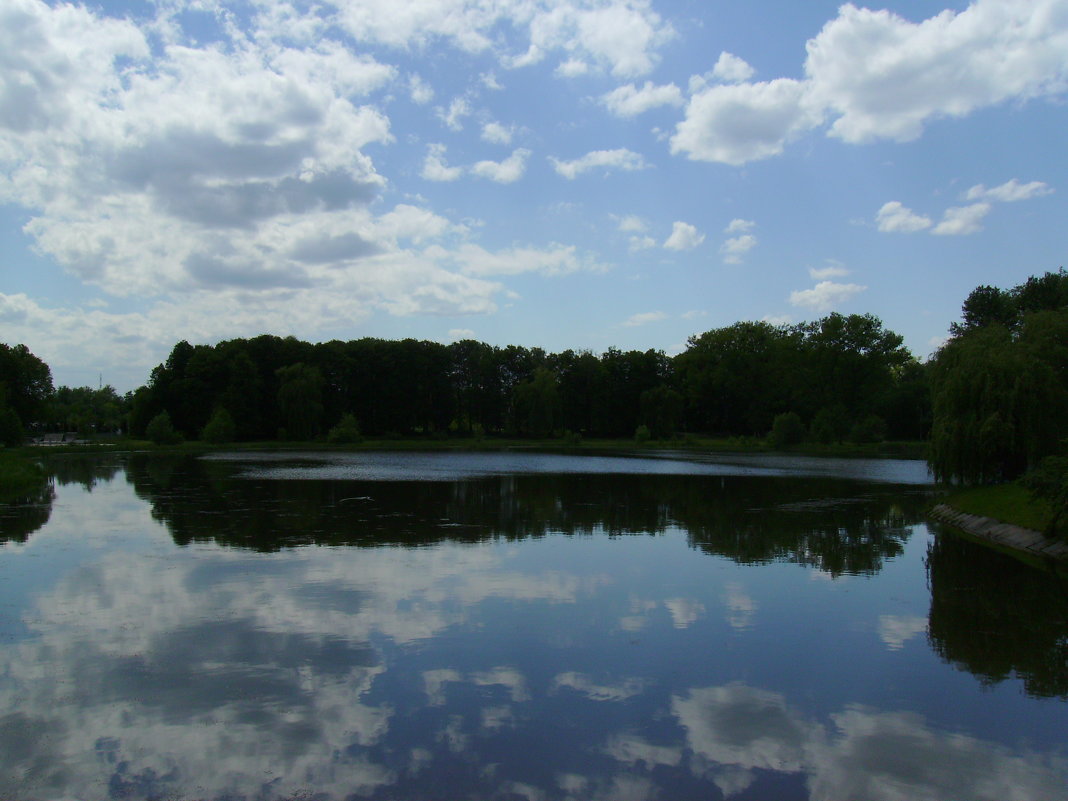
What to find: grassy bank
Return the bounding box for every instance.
[26,435,929,459]
[0,451,49,502]
[943,482,1060,536]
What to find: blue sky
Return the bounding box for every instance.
[1,0,1065,392]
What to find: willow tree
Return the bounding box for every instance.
[928,323,1067,484]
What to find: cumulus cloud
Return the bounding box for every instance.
[875,201,932,233]
[965,179,1054,203]
[790,280,867,313]
[443,243,606,277]
[721,219,757,264]
[616,214,647,232]
[438,96,472,130]
[712,51,756,84]
[481,121,514,144]
[422,144,463,182]
[664,221,705,251]
[408,73,434,104]
[671,78,818,165]
[932,202,991,235]
[600,81,684,117]
[672,1,1068,164]
[629,236,656,252]
[623,311,667,327]
[334,0,674,78]
[809,261,849,280]
[549,148,648,179]
[471,149,531,183]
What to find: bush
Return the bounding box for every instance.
[768,412,805,448]
[327,414,363,444]
[0,405,24,447]
[146,411,183,445]
[201,407,236,444]
[810,406,849,444]
[1021,456,1068,537]
[849,414,887,444]
[634,424,651,443]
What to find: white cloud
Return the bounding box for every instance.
[617,215,646,232]
[932,202,991,236]
[762,314,793,326]
[438,96,472,130]
[671,78,818,165]
[721,234,757,264]
[712,51,756,84]
[447,243,606,277]
[422,144,463,182]
[664,221,705,251]
[965,179,1054,203]
[448,328,476,341]
[408,73,434,104]
[790,281,867,313]
[672,1,1068,165]
[806,2,1068,145]
[555,58,589,77]
[600,81,684,117]
[725,218,755,234]
[628,235,656,252]
[721,219,757,264]
[623,311,667,327]
[549,148,647,179]
[471,149,531,183]
[875,201,932,233]
[809,263,849,280]
[481,121,514,145]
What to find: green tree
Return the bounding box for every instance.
[768,412,806,448]
[0,404,23,447]
[146,411,183,445]
[276,363,325,440]
[327,413,363,444]
[0,343,54,427]
[512,367,560,438]
[201,407,236,443]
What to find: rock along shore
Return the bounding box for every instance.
[928,503,1068,562]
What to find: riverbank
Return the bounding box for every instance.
[0,451,48,502]
[929,503,1068,568]
[26,435,929,460]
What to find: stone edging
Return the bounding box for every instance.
[928,503,1068,561]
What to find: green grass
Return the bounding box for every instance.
[0,451,49,502]
[944,482,1059,536]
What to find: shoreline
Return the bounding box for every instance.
[928,503,1068,566]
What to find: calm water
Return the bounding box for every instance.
[1,451,1066,801]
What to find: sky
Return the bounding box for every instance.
[1,0,1066,393]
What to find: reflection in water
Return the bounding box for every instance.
[0,453,1064,800]
[125,454,929,577]
[0,480,54,544]
[926,529,1068,698]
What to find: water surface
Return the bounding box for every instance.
[0,451,1064,801]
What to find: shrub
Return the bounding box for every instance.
[327,414,363,444]
[849,414,887,444]
[634,424,651,443]
[201,407,236,444]
[768,412,805,448]
[146,411,183,445]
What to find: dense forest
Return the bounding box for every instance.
[4,269,1068,491]
[113,310,928,445]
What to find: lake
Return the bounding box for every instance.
[1,450,1066,801]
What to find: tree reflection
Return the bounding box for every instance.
[926,530,1068,698]
[0,480,54,544]
[124,454,927,576]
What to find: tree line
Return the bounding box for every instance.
[5,268,1067,491]
[112,311,929,446]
